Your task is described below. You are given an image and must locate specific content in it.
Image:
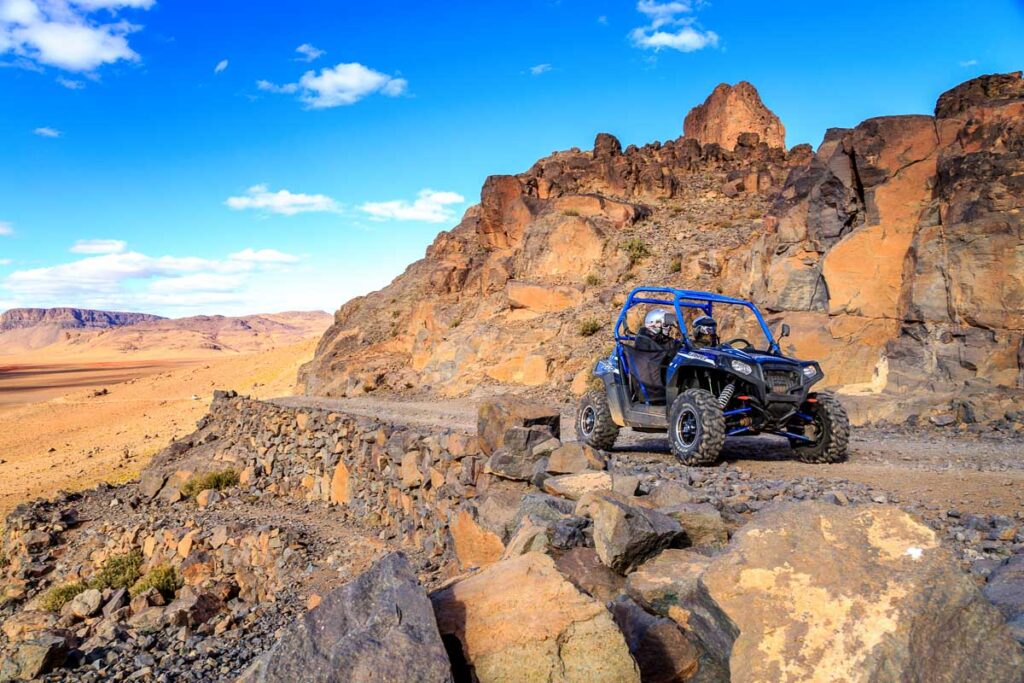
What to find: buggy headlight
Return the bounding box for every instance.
[802,365,817,378]
[730,360,753,376]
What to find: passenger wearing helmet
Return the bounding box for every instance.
[636,308,678,352]
[692,315,719,348]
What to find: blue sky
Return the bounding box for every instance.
[1,0,1022,316]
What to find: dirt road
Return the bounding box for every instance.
[278,395,1024,515]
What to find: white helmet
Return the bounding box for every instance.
[644,308,674,335]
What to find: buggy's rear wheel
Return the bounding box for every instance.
[576,390,619,451]
[668,389,724,466]
[792,393,849,463]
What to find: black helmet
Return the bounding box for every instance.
[693,315,717,342]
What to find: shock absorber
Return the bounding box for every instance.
[718,382,735,408]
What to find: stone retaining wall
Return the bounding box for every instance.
[200,393,484,564]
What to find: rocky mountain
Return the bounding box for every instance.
[300,72,1024,424]
[0,309,331,358]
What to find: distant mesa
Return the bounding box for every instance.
[683,81,786,151]
[0,307,164,332]
[0,308,331,358]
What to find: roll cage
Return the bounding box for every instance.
[614,286,779,353]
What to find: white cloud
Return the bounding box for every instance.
[528,63,552,76]
[214,58,228,73]
[256,79,298,94]
[0,259,12,266]
[0,0,154,72]
[1,244,304,314]
[360,189,464,223]
[56,75,84,88]
[228,248,300,264]
[959,59,978,67]
[258,62,407,109]
[34,126,61,137]
[597,15,608,25]
[629,0,718,53]
[225,184,341,216]
[70,238,126,254]
[294,43,324,62]
[0,221,12,236]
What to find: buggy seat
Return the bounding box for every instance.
[620,343,675,403]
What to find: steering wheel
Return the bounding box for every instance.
[723,338,754,350]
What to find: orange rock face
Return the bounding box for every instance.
[683,81,786,151]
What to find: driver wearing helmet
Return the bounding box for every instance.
[636,308,678,351]
[692,314,719,348]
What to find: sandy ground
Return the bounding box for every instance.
[278,395,1024,515]
[0,338,319,515]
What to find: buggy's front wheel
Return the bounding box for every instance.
[576,390,619,451]
[668,389,725,466]
[792,393,850,463]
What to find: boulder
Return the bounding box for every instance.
[450,508,505,570]
[647,481,695,507]
[68,588,103,619]
[477,396,560,456]
[1,612,57,645]
[239,552,451,683]
[702,502,1024,682]
[0,632,69,681]
[658,503,728,550]
[485,425,560,480]
[554,547,625,605]
[547,443,607,474]
[431,552,640,682]
[984,553,1024,645]
[589,494,684,574]
[543,471,613,501]
[164,587,225,628]
[610,596,702,683]
[626,549,737,679]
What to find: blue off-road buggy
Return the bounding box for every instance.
[576,287,849,465]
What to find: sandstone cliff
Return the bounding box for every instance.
[300,73,1024,423]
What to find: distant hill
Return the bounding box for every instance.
[0,307,164,331]
[0,308,331,359]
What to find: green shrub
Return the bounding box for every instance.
[39,582,88,612]
[89,550,143,590]
[130,565,181,601]
[579,319,603,337]
[562,209,581,217]
[449,317,462,329]
[669,256,682,273]
[181,469,239,498]
[584,274,601,287]
[621,238,650,267]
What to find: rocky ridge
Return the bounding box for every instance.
[300,72,1024,426]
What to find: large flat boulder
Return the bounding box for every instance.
[239,552,451,683]
[431,552,639,682]
[703,502,1024,682]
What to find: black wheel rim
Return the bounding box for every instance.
[580,406,596,436]
[805,412,825,445]
[676,407,698,448]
